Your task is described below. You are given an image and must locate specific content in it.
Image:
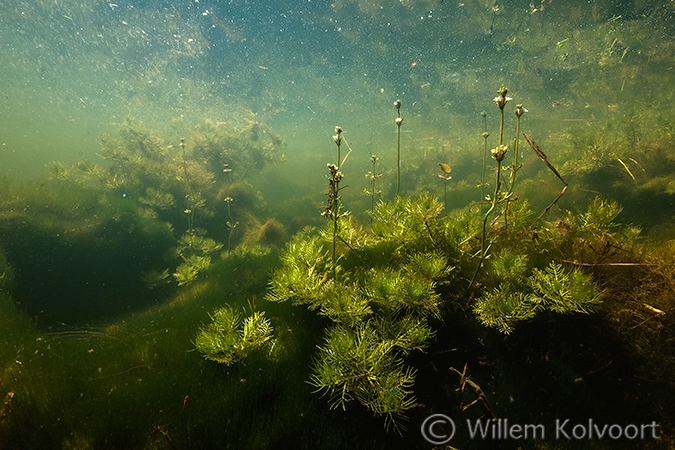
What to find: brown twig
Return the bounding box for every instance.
[522,133,569,231]
[449,364,498,419]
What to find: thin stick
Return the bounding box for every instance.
[561,259,657,267]
[522,133,566,185]
[449,365,498,419]
[530,185,567,230]
[522,133,568,230]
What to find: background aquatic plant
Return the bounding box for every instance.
[394,100,404,197]
[195,305,276,365]
[51,116,283,236]
[506,104,527,199]
[437,162,452,213]
[479,111,490,208]
[173,233,223,286]
[240,215,286,248]
[0,179,177,325]
[364,154,382,213]
[48,116,285,286]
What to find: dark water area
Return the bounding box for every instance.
[1,0,674,448]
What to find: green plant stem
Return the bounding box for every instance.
[371,157,377,212]
[226,200,236,252]
[395,102,402,197]
[509,116,521,194]
[337,141,341,172]
[180,138,195,235]
[498,107,505,146]
[468,160,502,294]
[503,115,522,231]
[481,135,488,208]
[332,210,338,280]
[335,143,340,278]
[396,125,401,197]
[331,136,342,280]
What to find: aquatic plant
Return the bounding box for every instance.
[473,261,603,334]
[173,232,223,286]
[507,104,527,196]
[479,110,490,208]
[179,137,197,235]
[467,142,509,292]
[437,163,452,213]
[309,324,418,433]
[195,304,276,365]
[394,99,404,197]
[493,86,511,146]
[140,268,171,290]
[220,163,239,253]
[268,193,451,430]
[369,193,446,258]
[224,196,239,252]
[572,195,622,235]
[465,88,518,292]
[364,154,382,213]
[466,87,571,292]
[324,127,350,280]
[49,115,283,255]
[241,215,286,248]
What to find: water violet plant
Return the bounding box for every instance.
[394,99,404,197]
[437,163,452,213]
[364,154,382,213]
[195,304,276,365]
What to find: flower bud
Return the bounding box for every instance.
[491,144,508,162]
[493,86,512,110]
[515,104,528,117]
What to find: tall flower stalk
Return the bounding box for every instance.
[494,86,511,146]
[467,87,512,293]
[324,126,346,280]
[508,104,527,195]
[223,163,238,252]
[179,137,195,235]
[394,100,404,197]
[468,144,508,292]
[364,154,382,213]
[480,111,490,211]
[438,163,452,213]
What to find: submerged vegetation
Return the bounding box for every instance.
[2,1,675,448]
[262,93,614,430]
[48,116,285,288]
[195,305,276,365]
[2,79,675,447]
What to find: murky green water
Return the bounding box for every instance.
[1,1,674,448]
